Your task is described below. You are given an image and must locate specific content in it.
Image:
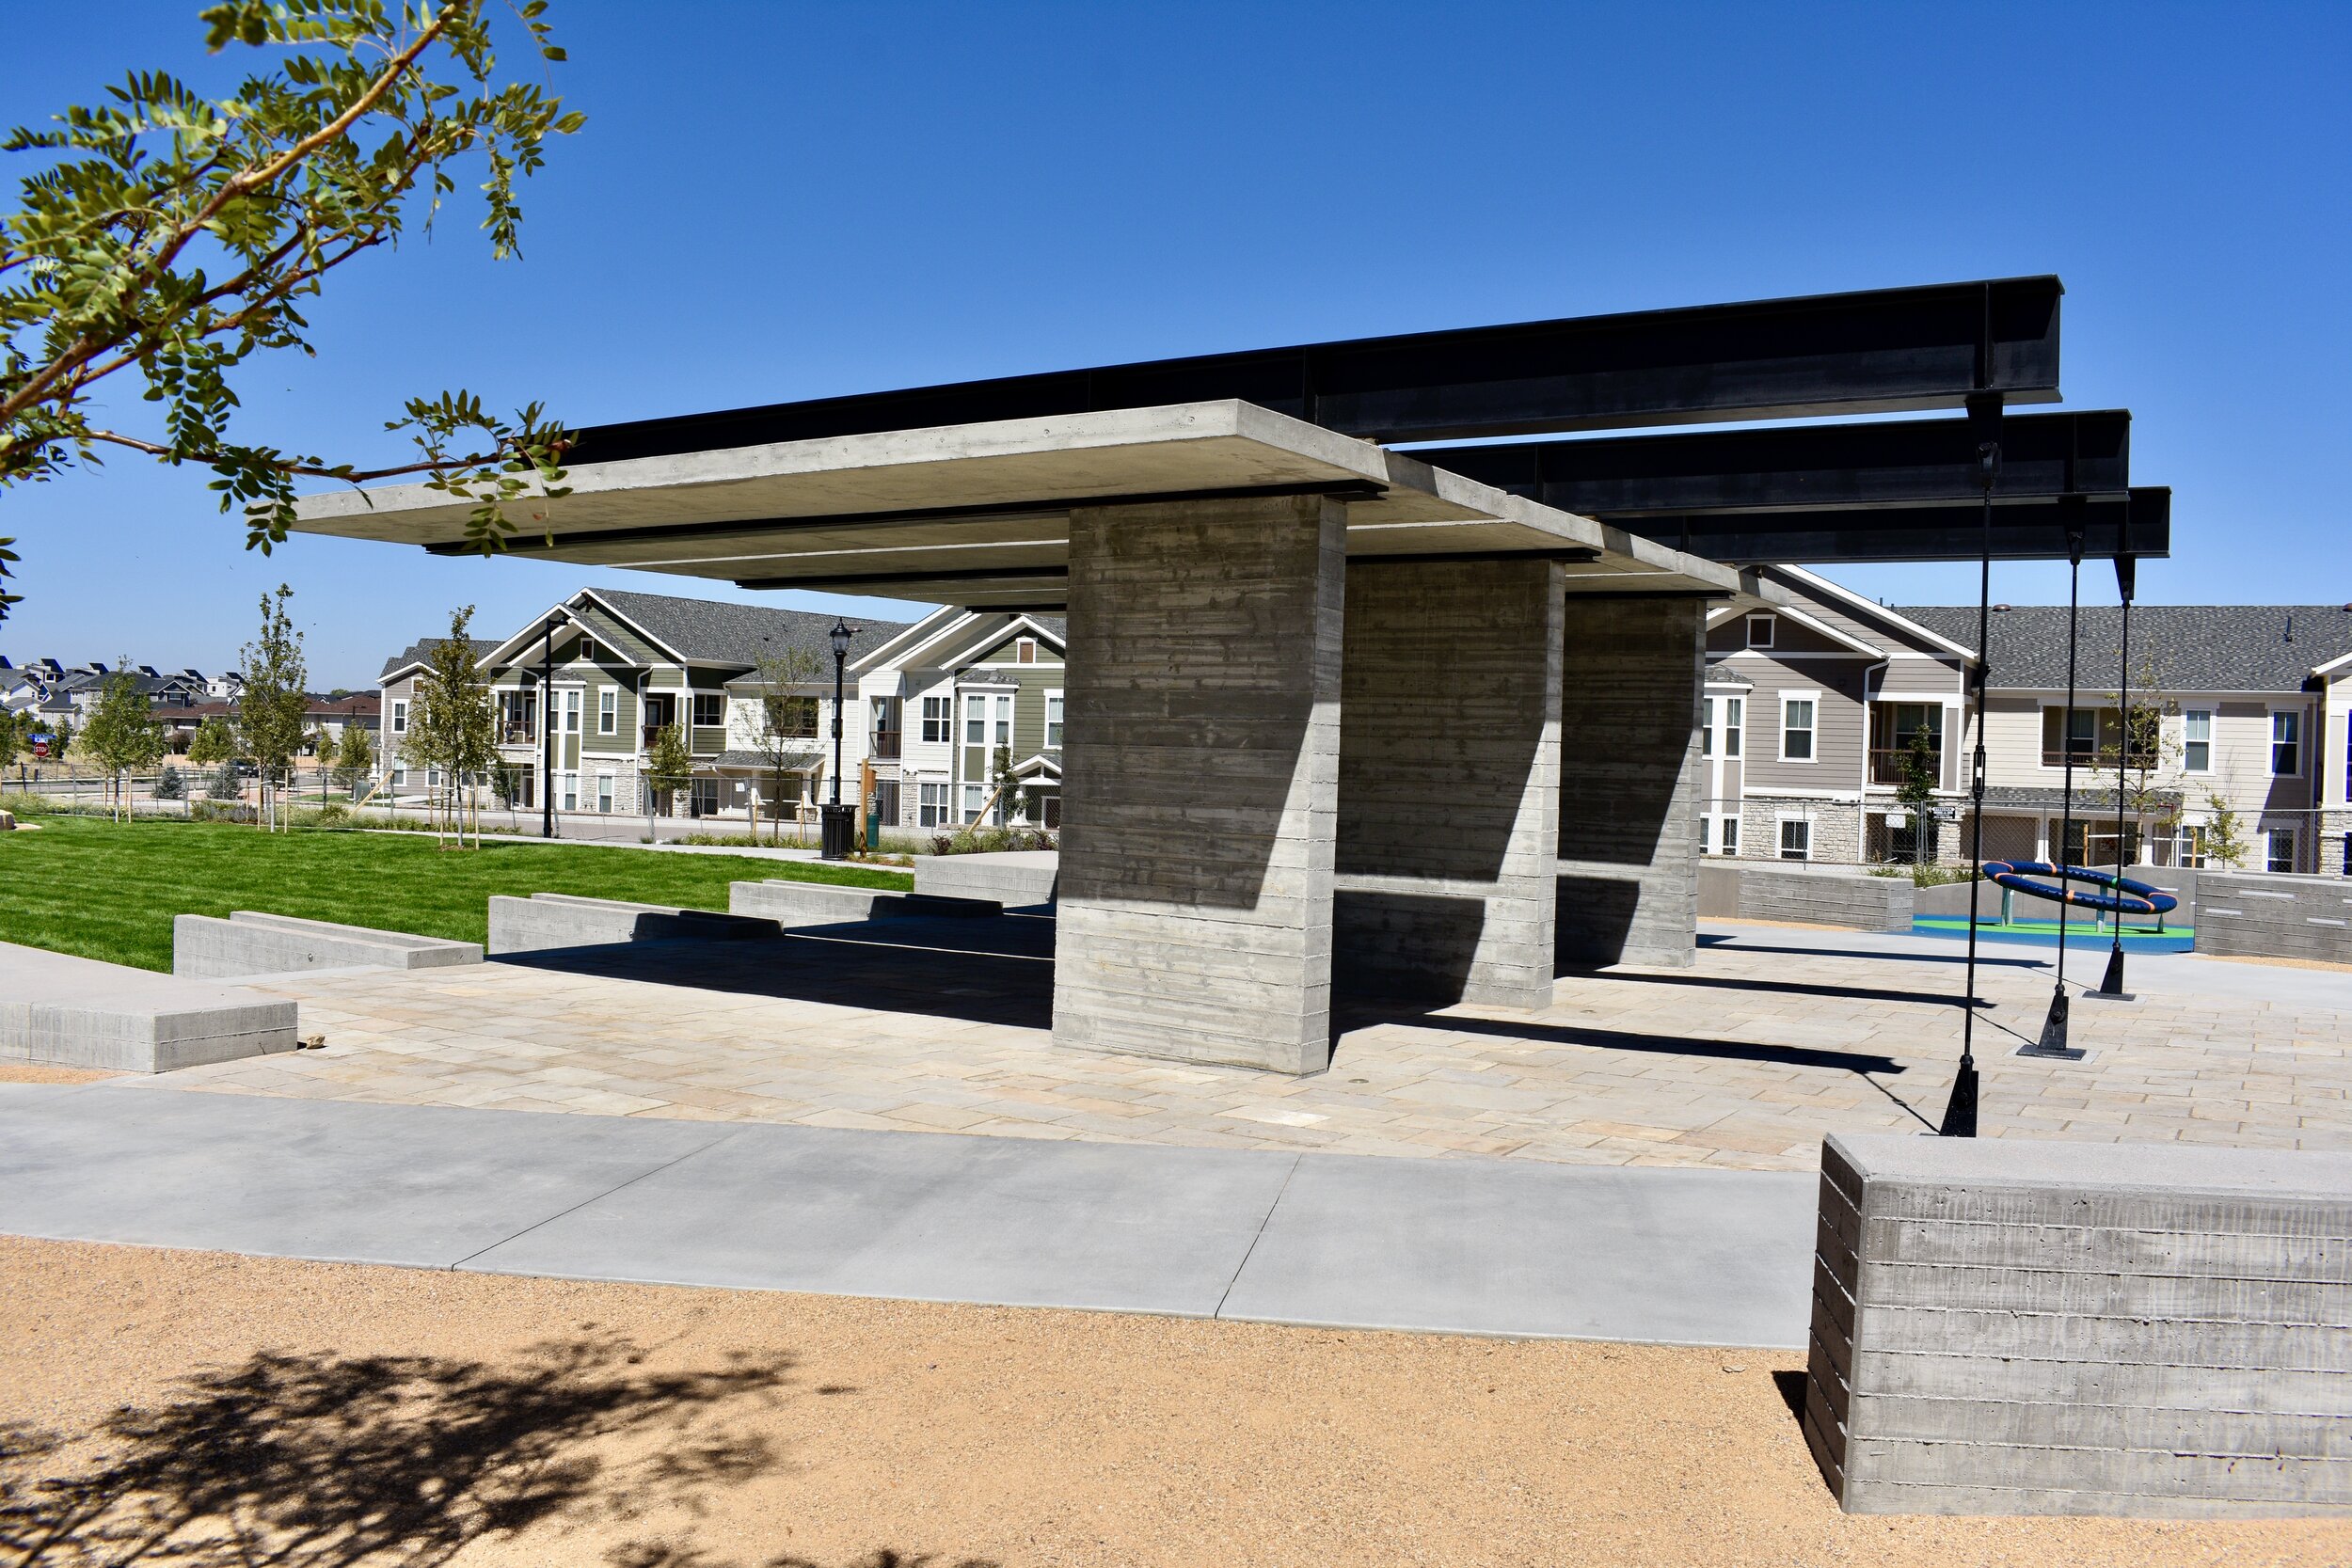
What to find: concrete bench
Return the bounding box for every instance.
[173,911,482,980]
[912,850,1058,907]
[1698,861,1915,933]
[486,893,783,957]
[1806,1131,2352,1517]
[0,939,298,1072]
[2195,872,2352,965]
[728,879,1002,927]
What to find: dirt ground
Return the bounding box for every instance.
[3,1238,2346,1568]
[0,1063,115,1085]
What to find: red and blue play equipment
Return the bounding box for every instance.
[1981,860,2180,920]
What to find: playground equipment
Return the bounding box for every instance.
[1983,859,2180,922]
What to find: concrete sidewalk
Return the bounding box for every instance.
[0,1081,1814,1348]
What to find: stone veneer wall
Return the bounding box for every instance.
[1807,1132,2352,1517]
[1739,795,1863,867]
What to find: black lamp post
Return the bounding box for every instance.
[819,619,856,859]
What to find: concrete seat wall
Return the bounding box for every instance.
[1807,1132,2352,1517]
[173,911,482,979]
[2194,871,2352,964]
[1,940,297,1071]
[913,852,1057,907]
[728,880,1002,926]
[487,894,782,956]
[1699,862,1915,933]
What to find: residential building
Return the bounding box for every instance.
[851,609,1067,832]
[377,589,908,817]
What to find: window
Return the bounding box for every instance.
[2041,705,2099,768]
[2179,824,2209,869]
[961,783,988,823]
[564,689,580,734]
[596,772,613,814]
[1746,614,1775,650]
[919,782,949,828]
[1016,639,1037,664]
[1723,697,1742,759]
[1781,696,1816,762]
[580,639,596,663]
[764,695,818,737]
[993,694,1012,747]
[693,693,725,728]
[598,688,617,735]
[2272,711,2300,776]
[2268,828,2298,874]
[919,696,950,744]
[562,771,579,812]
[391,764,407,788]
[389,699,408,735]
[1720,816,1740,856]
[1701,703,1712,758]
[964,694,986,745]
[1045,690,1064,749]
[1779,818,1811,861]
[2343,832,2351,879]
[2183,709,2212,773]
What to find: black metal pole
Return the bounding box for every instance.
[2028,527,2090,1059]
[831,645,846,806]
[1940,393,2000,1137]
[541,621,555,840]
[2098,558,2137,997]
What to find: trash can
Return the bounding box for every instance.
[865,806,882,851]
[819,802,856,861]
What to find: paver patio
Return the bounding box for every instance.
[137,918,2352,1171]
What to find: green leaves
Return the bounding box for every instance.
[3,2,585,615]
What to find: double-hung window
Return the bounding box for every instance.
[1781,695,1816,762]
[964,695,986,745]
[389,699,408,736]
[564,689,580,735]
[562,771,579,812]
[2272,711,2301,776]
[596,772,613,814]
[598,689,617,735]
[918,782,948,827]
[2268,827,2298,874]
[1778,818,1811,861]
[993,694,1012,748]
[921,696,951,744]
[961,783,988,823]
[2183,709,2212,772]
[1722,697,1742,758]
[1044,690,1065,748]
[1720,816,1740,856]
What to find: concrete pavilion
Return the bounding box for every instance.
[291,278,2166,1074]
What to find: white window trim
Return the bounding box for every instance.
[1778,689,1819,765]
[1775,813,1813,862]
[561,685,582,736]
[389,698,408,736]
[597,687,617,736]
[2181,708,2214,775]
[2270,707,2304,778]
[1044,687,1065,749]
[1746,613,1775,649]
[596,769,613,814]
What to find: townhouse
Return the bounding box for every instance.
[851,608,1066,832]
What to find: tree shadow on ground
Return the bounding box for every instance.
[0,1336,987,1568]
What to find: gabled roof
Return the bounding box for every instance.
[593,588,910,669]
[379,637,500,681]
[1899,604,2352,693]
[1766,566,1977,661]
[854,608,1065,677]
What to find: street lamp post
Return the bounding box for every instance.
[819,620,856,860]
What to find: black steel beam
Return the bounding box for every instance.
[571,277,2062,462]
[1414,409,2128,517]
[1609,487,2169,564]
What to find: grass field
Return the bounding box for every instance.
[0,813,911,972]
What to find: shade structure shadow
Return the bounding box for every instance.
[1343,1007,1909,1080]
[1332,890,1486,1006]
[500,911,1056,1030]
[1699,938,2049,971]
[1573,970,1988,1010]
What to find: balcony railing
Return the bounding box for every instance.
[871,730,901,759]
[2041,745,2158,769]
[1868,746,1942,786]
[500,723,535,746]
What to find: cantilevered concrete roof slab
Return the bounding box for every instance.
[292,400,1756,609]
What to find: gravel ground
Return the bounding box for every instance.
[4,1238,2345,1567]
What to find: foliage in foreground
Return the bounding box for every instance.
[0,810,910,972]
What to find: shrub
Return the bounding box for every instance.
[151,764,185,801]
[205,762,243,801]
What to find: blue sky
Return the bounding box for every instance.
[5,2,2347,686]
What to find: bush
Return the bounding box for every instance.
[151,764,185,801]
[925,826,1056,856]
[191,799,258,824]
[1868,861,1973,887]
[205,762,242,801]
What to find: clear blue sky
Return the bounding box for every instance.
[5,2,2347,686]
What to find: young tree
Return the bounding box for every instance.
[0,707,21,771]
[152,762,186,801]
[990,744,1026,830]
[746,649,823,844]
[1895,728,1938,869]
[2093,658,2181,864]
[237,584,309,829]
[0,3,586,626]
[80,662,165,820]
[644,721,694,830]
[206,759,242,801]
[2202,790,2251,871]
[403,606,496,846]
[333,721,373,794]
[186,714,236,768]
[49,717,73,769]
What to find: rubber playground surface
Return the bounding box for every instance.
[1913,912,2195,953]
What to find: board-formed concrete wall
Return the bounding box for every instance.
[1806,1132,2352,1517]
[728,879,1001,926]
[1557,596,1707,968]
[174,911,482,979]
[2195,872,2352,964]
[487,894,781,956]
[1335,557,1562,1007]
[1697,862,1915,933]
[1,940,297,1072]
[912,851,1057,907]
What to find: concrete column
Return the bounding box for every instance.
[1052,492,1344,1074]
[1335,557,1564,1008]
[1556,595,1708,968]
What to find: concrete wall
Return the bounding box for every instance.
[174,911,481,979]
[1807,1132,2352,1517]
[1557,596,1707,968]
[1909,865,2198,926]
[914,850,1058,907]
[1334,558,1563,1007]
[1697,861,1914,933]
[2195,871,2352,963]
[1,939,297,1072]
[1053,494,1343,1073]
[727,880,1000,926]
[487,893,781,956]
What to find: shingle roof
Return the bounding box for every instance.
[1897,604,2352,693]
[379,637,500,680]
[594,589,910,670]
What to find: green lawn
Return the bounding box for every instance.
[0,814,912,972]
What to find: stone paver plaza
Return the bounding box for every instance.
[146,920,2352,1171]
